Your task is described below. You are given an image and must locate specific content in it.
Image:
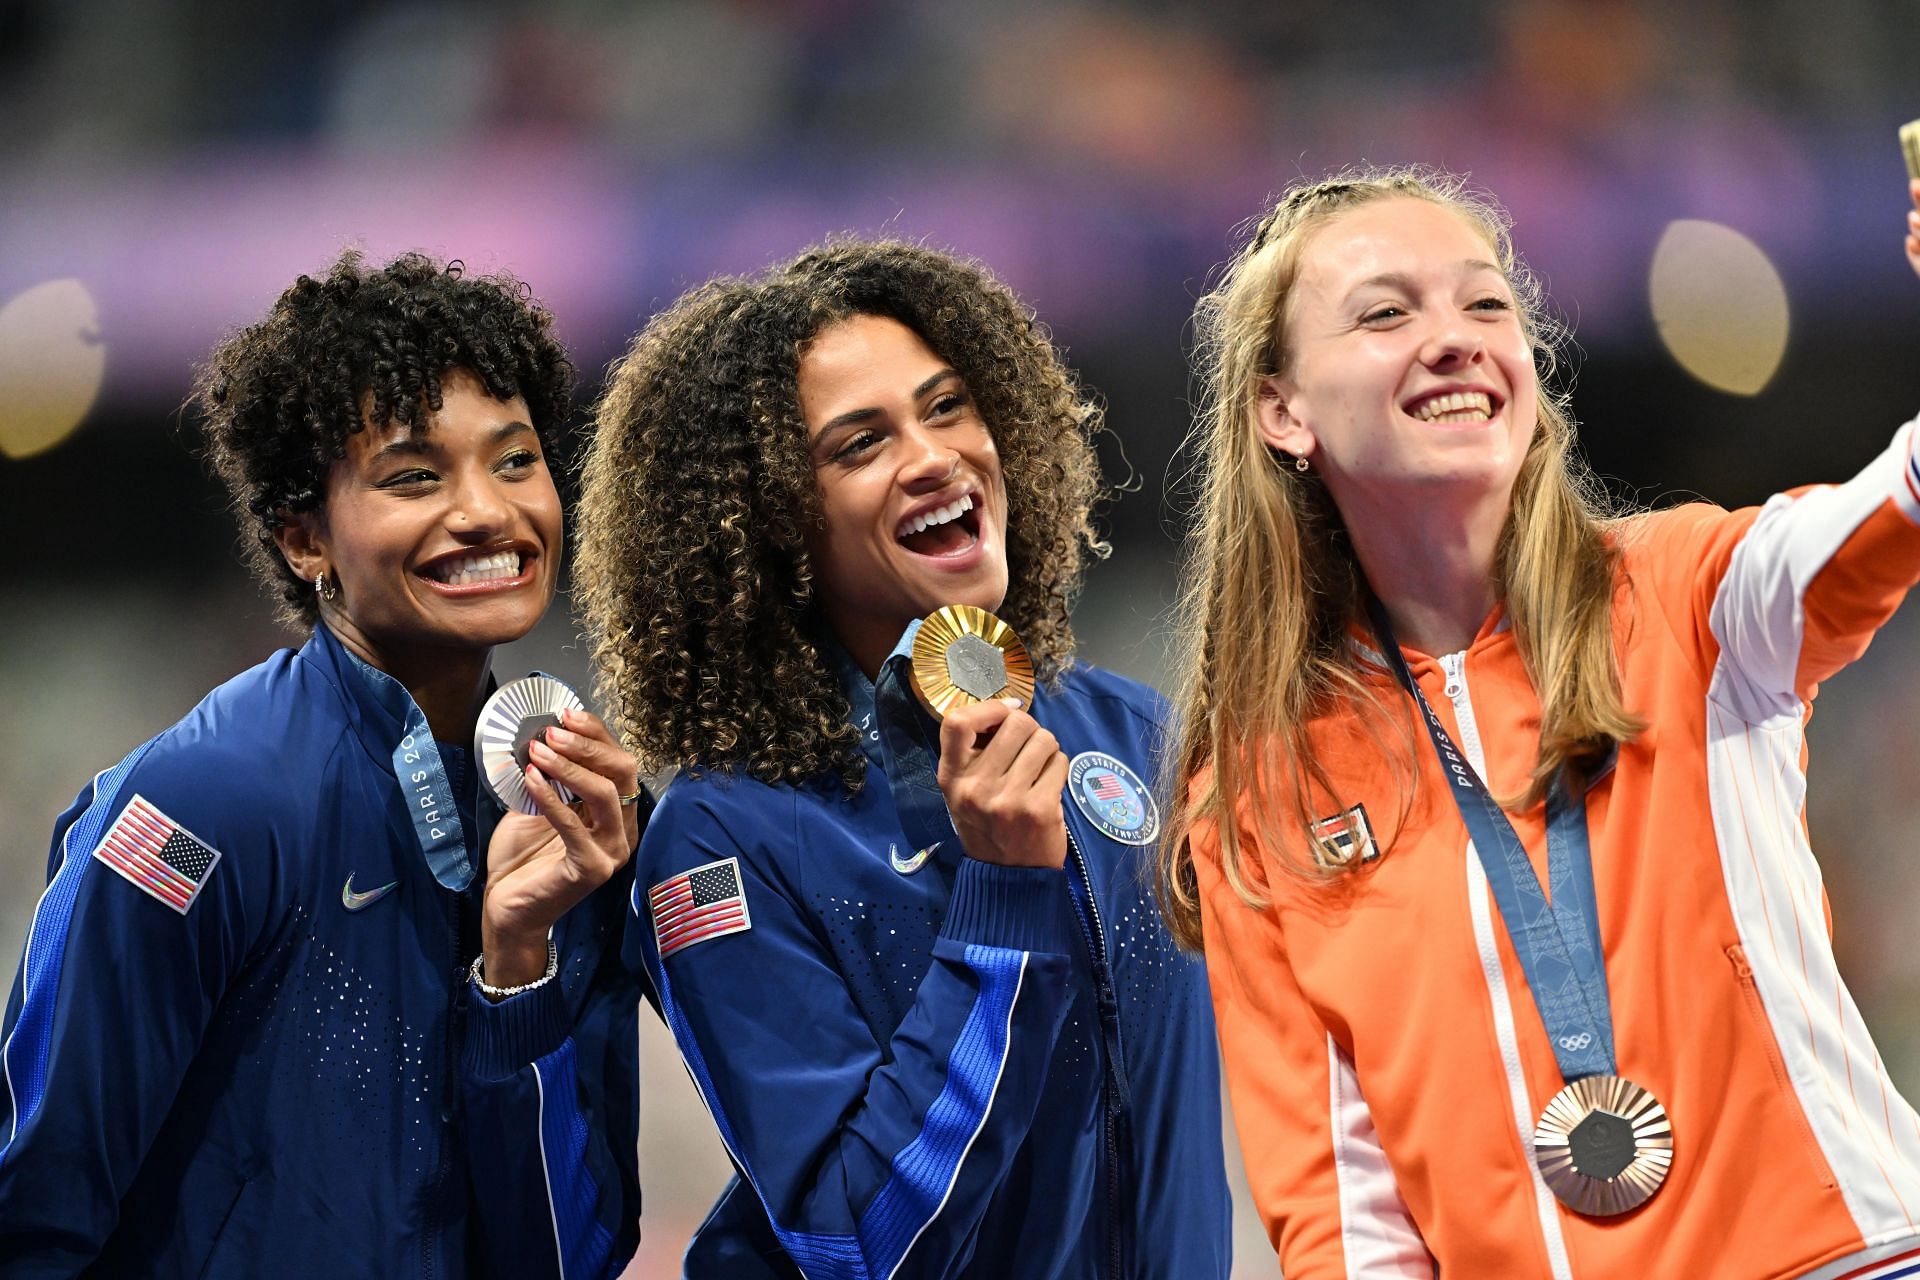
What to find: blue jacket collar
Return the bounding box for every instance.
[298,622,483,890]
[826,624,924,769]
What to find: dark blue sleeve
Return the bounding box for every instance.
[628,790,1078,1280]
[0,739,258,1276]
[460,855,643,1280]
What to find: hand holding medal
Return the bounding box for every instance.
[476,675,588,814]
[904,605,1067,871]
[474,675,644,993]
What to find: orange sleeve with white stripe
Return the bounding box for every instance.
[1193,823,1433,1278]
[1634,418,1920,716]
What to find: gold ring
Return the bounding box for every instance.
[618,787,643,806]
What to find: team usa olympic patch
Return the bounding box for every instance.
[91,795,222,914]
[1067,752,1160,846]
[649,857,752,959]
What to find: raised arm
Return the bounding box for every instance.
[462,709,644,1280]
[1633,180,1920,722]
[1723,181,1920,714]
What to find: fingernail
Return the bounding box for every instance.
[999,696,1025,707]
[547,726,575,746]
[530,739,556,760]
[525,764,545,784]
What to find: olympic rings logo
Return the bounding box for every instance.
[1558,1032,1594,1051]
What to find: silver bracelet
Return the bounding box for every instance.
[470,938,559,1001]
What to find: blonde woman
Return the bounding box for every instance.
[1162,170,1920,1277]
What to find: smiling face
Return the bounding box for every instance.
[797,314,1010,676]
[275,368,562,672]
[1257,196,1539,525]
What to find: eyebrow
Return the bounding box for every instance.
[1347,260,1505,297]
[814,369,962,439]
[368,419,536,464]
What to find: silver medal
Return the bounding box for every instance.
[474,674,588,814]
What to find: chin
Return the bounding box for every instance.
[913,572,1007,616]
[428,603,546,650]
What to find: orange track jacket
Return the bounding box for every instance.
[1197,423,1920,1279]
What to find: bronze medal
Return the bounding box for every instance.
[908,605,1035,720]
[1533,1074,1673,1216]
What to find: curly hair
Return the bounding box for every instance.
[191,250,574,628]
[575,240,1107,793]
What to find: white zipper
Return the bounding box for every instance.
[1442,649,1575,1280]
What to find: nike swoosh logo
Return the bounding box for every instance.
[889,842,940,875]
[342,873,399,912]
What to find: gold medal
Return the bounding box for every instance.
[1533,1074,1673,1216]
[909,605,1035,720]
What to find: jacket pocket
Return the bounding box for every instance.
[1726,944,1837,1190]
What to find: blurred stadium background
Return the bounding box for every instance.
[4,1,1920,1273]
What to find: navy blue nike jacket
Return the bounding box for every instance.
[0,623,641,1279]
[628,645,1231,1279]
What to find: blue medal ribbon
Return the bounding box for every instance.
[342,648,474,891]
[833,622,963,860]
[868,621,965,861]
[1363,596,1617,1083]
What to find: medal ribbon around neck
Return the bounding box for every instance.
[343,648,473,891]
[1363,595,1670,1215]
[871,619,966,864]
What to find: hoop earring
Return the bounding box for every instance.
[316,571,339,602]
[1294,456,1310,473]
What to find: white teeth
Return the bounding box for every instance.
[897,493,975,540]
[1411,391,1494,422]
[436,550,522,586]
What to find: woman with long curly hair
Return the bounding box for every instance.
[577,240,1230,1277]
[1162,170,1920,1276]
[0,252,642,1277]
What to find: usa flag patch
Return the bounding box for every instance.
[649,858,751,959]
[91,795,222,914]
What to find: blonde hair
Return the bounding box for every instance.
[1158,167,1642,949]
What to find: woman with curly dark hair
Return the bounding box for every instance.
[0,252,642,1278]
[576,240,1231,1278]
